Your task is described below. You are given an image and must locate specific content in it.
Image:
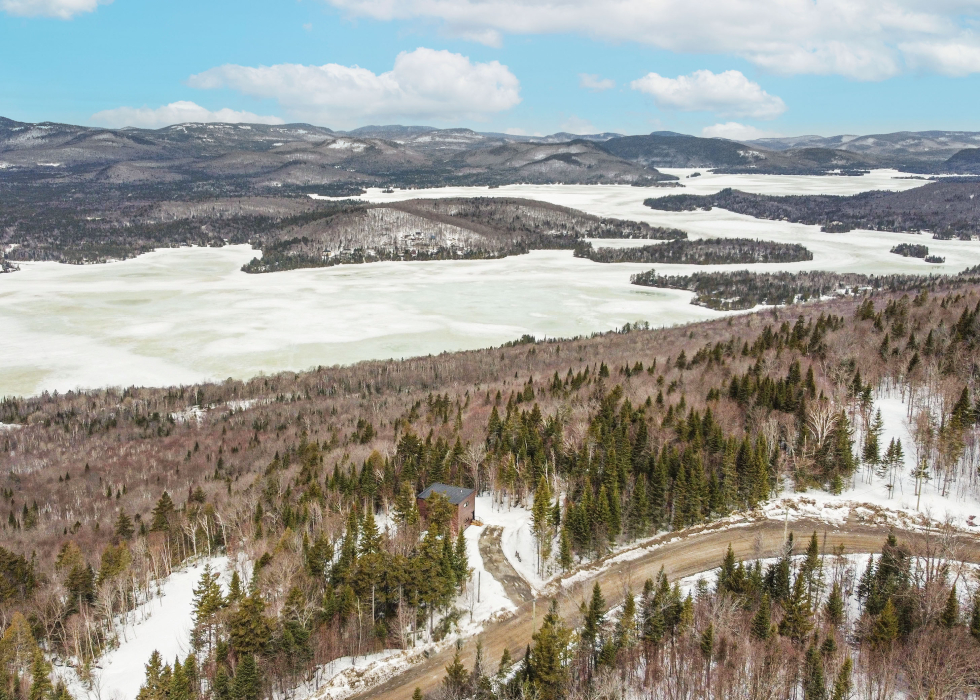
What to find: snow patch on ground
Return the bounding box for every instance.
[61,556,230,700]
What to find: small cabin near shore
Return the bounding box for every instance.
[417,483,476,532]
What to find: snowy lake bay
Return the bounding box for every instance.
[2,170,978,399]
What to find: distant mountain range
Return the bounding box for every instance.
[2,116,980,195]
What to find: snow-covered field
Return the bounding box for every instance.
[61,556,230,700]
[5,172,980,399]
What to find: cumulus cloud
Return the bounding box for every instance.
[701,122,777,140]
[631,70,785,119]
[90,101,285,129]
[188,48,521,127]
[324,0,980,79]
[1,0,107,18]
[579,74,615,91]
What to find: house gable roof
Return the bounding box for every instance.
[417,483,475,505]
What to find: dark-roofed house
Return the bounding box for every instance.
[417,483,476,532]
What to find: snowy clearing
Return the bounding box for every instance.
[61,556,230,700]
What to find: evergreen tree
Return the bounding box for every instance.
[940,585,960,628]
[114,510,135,540]
[169,657,189,700]
[615,592,637,649]
[212,668,231,700]
[28,650,52,700]
[137,651,166,700]
[497,648,512,676]
[528,600,571,700]
[191,564,224,652]
[863,409,883,470]
[970,593,980,641]
[751,594,772,641]
[802,643,826,700]
[558,526,572,572]
[232,654,260,700]
[453,529,469,584]
[870,598,899,651]
[230,590,270,657]
[581,583,606,654]
[412,689,423,700]
[150,492,175,532]
[779,575,813,643]
[825,581,845,627]
[830,658,852,700]
[359,508,383,556]
[443,646,468,700]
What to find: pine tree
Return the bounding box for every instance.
[454,529,469,584]
[779,575,813,643]
[137,651,165,700]
[800,532,823,600]
[212,668,231,700]
[870,598,899,650]
[802,643,826,700]
[412,689,424,700]
[940,585,960,628]
[114,510,135,540]
[359,508,383,556]
[232,654,260,700]
[825,582,845,627]
[150,492,175,532]
[443,646,468,700]
[830,658,852,700]
[863,409,883,470]
[581,583,606,655]
[169,656,189,700]
[699,623,714,685]
[230,590,270,657]
[615,592,637,649]
[558,526,572,572]
[529,600,571,700]
[970,593,980,641]
[497,647,512,676]
[28,650,52,700]
[751,594,772,641]
[192,564,224,652]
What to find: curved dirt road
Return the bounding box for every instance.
[353,519,980,700]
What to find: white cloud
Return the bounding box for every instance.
[559,115,597,134]
[631,70,786,119]
[899,41,980,76]
[579,73,615,91]
[701,122,777,140]
[187,48,521,127]
[324,0,980,80]
[90,101,285,129]
[1,0,107,18]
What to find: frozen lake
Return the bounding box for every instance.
[2,170,978,398]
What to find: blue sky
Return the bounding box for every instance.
[3,0,980,138]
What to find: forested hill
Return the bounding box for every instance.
[645,180,980,239]
[241,197,688,273]
[0,273,978,700]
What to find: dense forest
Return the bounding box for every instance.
[0,275,978,699]
[644,181,980,239]
[575,238,812,265]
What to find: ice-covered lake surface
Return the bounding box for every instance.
[3,171,979,399]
